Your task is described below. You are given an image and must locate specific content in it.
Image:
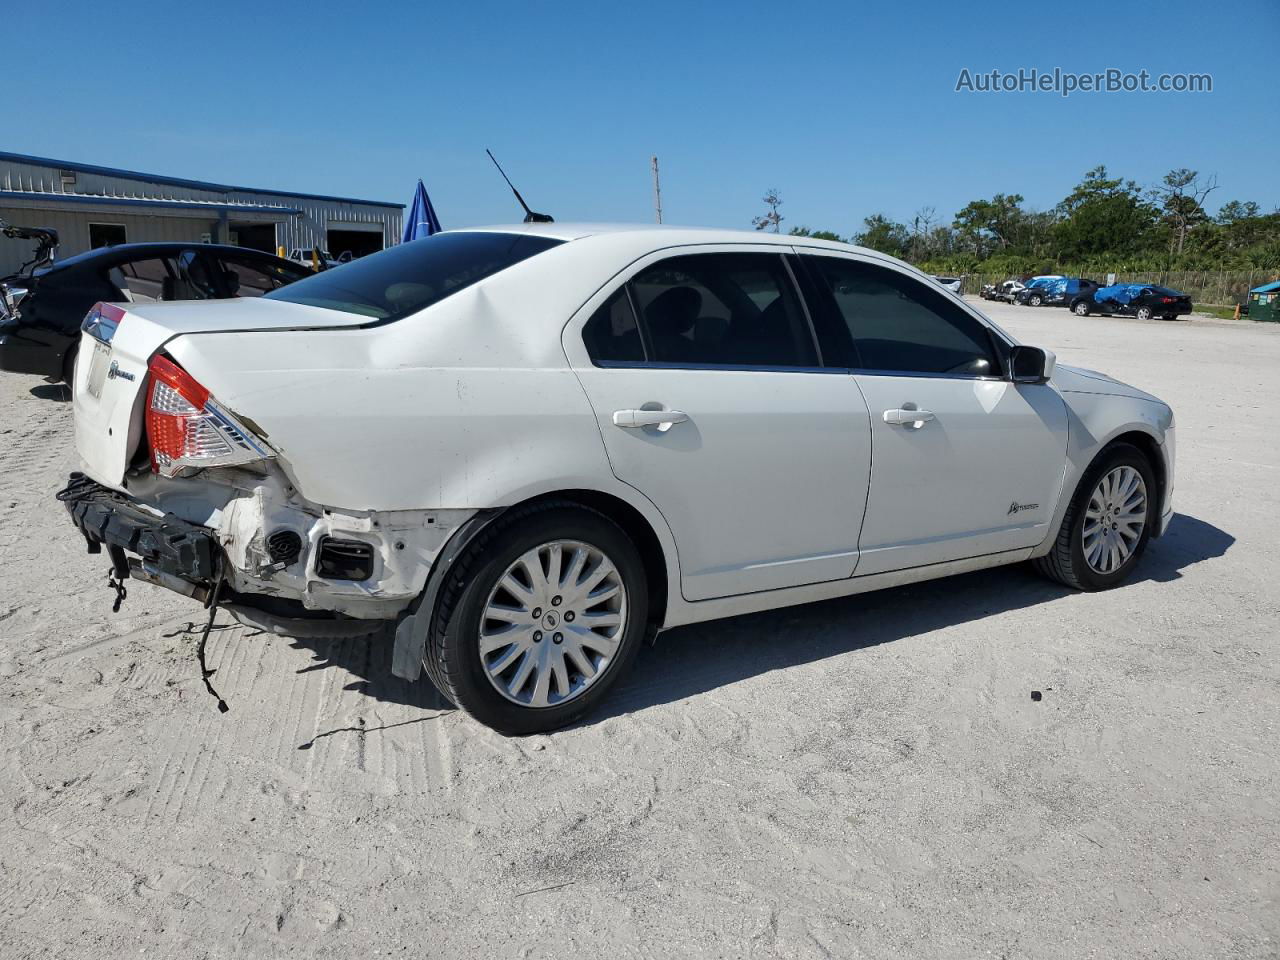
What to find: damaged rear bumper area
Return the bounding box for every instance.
[60,471,220,601]
[56,472,473,638]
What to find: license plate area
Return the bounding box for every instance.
[86,341,111,398]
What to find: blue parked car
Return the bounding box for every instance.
[1016,276,1102,307]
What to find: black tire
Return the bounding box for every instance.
[1033,442,1156,591]
[1136,306,1152,321]
[61,344,78,387]
[425,502,649,734]
[1029,295,1043,307]
[1073,301,1090,317]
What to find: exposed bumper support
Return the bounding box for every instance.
[58,472,220,583]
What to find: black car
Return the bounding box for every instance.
[1015,277,1101,307]
[1069,284,1194,321]
[0,243,312,383]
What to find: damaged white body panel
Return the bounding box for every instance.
[125,465,476,618]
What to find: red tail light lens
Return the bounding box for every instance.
[1160,297,1174,303]
[145,355,271,477]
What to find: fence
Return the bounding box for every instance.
[962,269,1276,306]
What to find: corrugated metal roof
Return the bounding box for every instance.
[0,150,403,209]
[0,189,300,215]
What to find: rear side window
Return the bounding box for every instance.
[219,256,309,297]
[265,232,564,323]
[805,256,999,377]
[583,288,645,362]
[621,253,817,367]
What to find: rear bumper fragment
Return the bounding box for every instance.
[57,472,219,583]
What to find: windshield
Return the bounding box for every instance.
[266,232,563,323]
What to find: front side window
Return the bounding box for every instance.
[265,232,564,323]
[805,256,999,377]
[622,253,817,367]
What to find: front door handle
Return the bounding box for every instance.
[883,408,935,428]
[613,408,689,430]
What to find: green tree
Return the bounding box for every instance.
[1155,168,1218,256]
[789,226,846,242]
[751,189,784,233]
[952,193,1026,258]
[1054,166,1158,260]
[853,214,909,257]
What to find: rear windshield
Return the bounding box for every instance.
[265,232,564,323]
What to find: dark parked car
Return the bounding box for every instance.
[1015,277,1101,307]
[0,243,312,383]
[1070,284,1193,321]
[981,278,1026,303]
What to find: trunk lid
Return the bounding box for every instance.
[73,297,363,488]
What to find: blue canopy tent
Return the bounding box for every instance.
[402,180,442,243]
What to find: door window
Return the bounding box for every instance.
[175,251,221,299]
[625,253,817,367]
[218,256,309,297]
[110,258,172,302]
[806,256,999,377]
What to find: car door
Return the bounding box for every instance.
[566,248,873,601]
[800,253,1068,577]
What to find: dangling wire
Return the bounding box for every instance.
[196,569,230,713]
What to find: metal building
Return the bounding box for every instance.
[0,150,403,276]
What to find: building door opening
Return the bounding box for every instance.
[232,223,277,252]
[327,228,383,261]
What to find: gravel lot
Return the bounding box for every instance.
[1,299,1276,959]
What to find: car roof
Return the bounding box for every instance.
[448,221,876,255]
[43,242,298,272]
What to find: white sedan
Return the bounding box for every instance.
[61,225,1174,734]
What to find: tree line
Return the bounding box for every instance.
[756,167,1280,276]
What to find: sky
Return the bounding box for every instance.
[8,0,1278,236]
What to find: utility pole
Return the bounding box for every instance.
[651,155,663,224]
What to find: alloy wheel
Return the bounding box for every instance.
[479,540,628,708]
[1082,466,1147,575]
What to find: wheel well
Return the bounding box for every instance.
[1107,431,1167,521]
[518,490,669,630]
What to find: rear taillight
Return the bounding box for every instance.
[146,355,271,477]
[1160,297,1174,304]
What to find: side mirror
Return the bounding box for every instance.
[1010,345,1056,383]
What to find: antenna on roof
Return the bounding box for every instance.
[486,149,554,223]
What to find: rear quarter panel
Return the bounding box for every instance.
[164,251,633,515]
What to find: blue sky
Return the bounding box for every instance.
[10,0,1277,234]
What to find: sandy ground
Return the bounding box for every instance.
[0,300,1277,959]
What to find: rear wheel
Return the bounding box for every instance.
[1033,442,1156,591]
[425,503,648,734]
[1073,301,1090,316]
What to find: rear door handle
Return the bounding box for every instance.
[883,408,935,428]
[613,408,689,430]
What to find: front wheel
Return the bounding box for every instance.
[1136,306,1153,321]
[1033,443,1156,591]
[1029,295,1043,307]
[425,503,649,734]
